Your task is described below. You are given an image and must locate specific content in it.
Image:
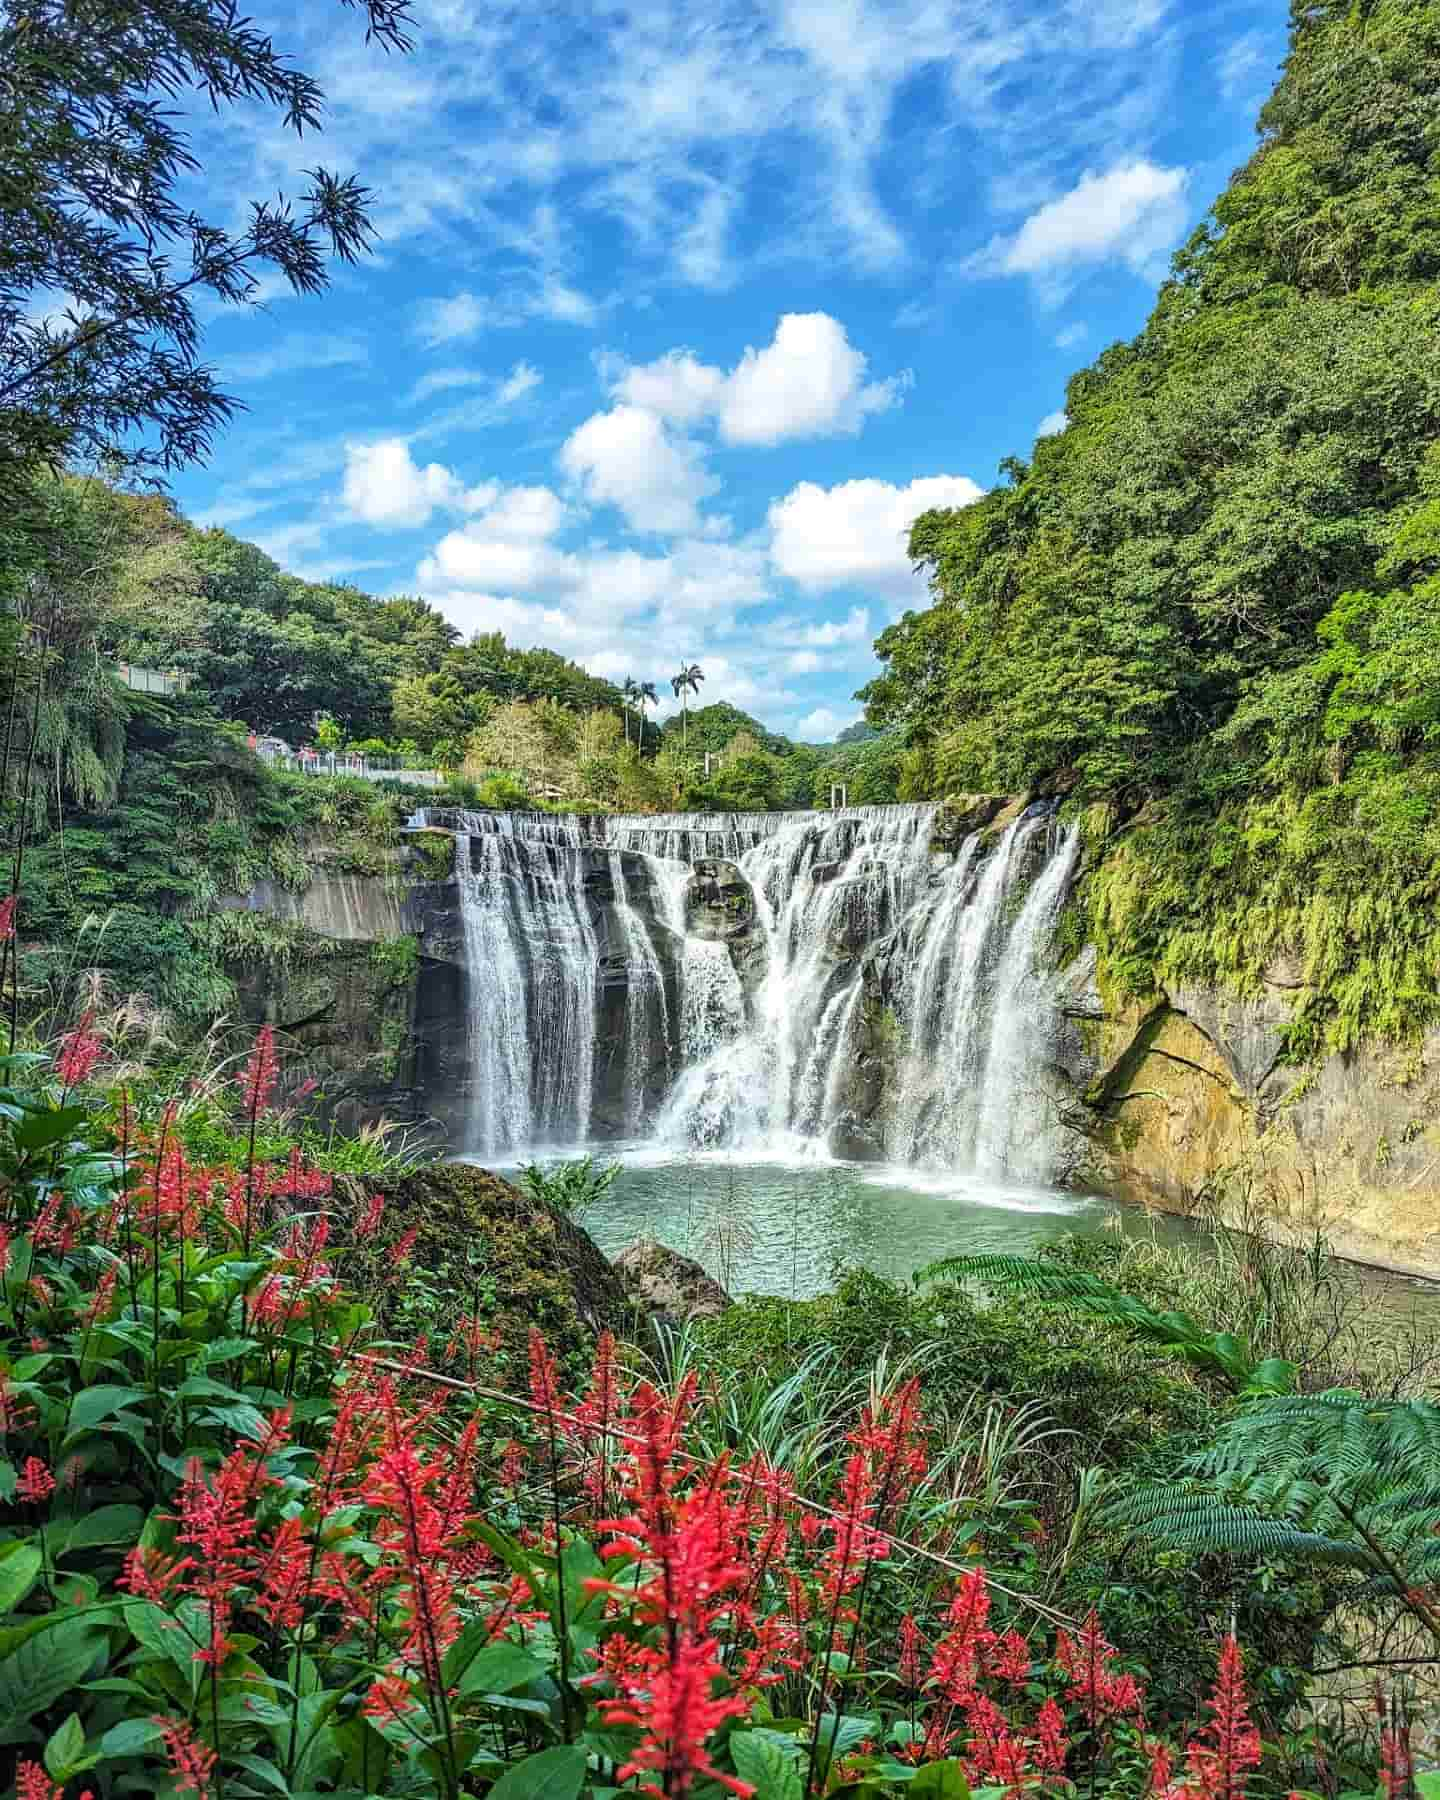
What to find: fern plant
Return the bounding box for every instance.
[915,1253,1295,1394]
[1105,1392,1440,1650]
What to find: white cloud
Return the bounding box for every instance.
[406,367,491,405]
[974,159,1189,287]
[1037,409,1069,436]
[1217,29,1270,101]
[497,360,543,405]
[536,277,599,326]
[414,292,486,347]
[796,707,857,742]
[719,313,903,445]
[341,438,497,529]
[1054,321,1088,349]
[559,404,718,534]
[224,333,369,383]
[768,474,984,599]
[606,313,902,448]
[610,351,726,425]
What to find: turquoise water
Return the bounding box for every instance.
[482,1141,1196,1299]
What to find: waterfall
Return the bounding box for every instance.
[433,803,1080,1182]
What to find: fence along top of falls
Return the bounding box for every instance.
[418,803,1079,1179]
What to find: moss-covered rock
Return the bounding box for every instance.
[339,1161,631,1379]
[614,1238,732,1324]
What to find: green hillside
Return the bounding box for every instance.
[862,0,1440,1056]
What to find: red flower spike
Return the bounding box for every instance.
[155,1715,218,1798]
[16,1762,62,1800]
[0,894,17,941]
[16,1456,55,1503]
[55,1010,102,1087]
[240,1023,278,1117]
[1182,1636,1262,1800]
[1035,1697,1069,1774]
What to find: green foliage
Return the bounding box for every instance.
[1111,1393,1440,1652]
[0,0,411,494]
[916,1254,1297,1394]
[858,0,1440,1051]
[519,1155,621,1220]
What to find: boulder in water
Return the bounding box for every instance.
[614,1238,733,1323]
[685,860,757,941]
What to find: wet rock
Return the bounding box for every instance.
[685,860,757,941]
[614,1237,733,1322]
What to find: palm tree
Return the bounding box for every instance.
[621,676,639,749]
[636,680,658,752]
[671,662,704,750]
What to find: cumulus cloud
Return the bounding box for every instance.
[606,313,902,448]
[1037,409,1069,436]
[717,313,903,445]
[768,474,984,599]
[971,159,1189,288]
[795,706,858,742]
[559,404,719,534]
[341,438,498,529]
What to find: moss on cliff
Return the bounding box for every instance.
[341,1162,632,1378]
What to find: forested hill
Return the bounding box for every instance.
[862,0,1440,1058]
[46,478,629,757]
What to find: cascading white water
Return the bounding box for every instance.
[434,802,1079,1182]
[451,811,599,1156]
[654,806,939,1153]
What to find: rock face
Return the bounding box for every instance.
[614,1238,733,1323]
[1053,946,1440,1276]
[339,1161,632,1368]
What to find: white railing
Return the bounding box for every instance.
[254,745,447,790]
[109,662,191,696]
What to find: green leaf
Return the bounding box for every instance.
[231,1751,293,1794]
[100,1717,167,1756]
[487,1743,589,1800]
[731,1732,805,1800]
[816,1715,879,1765]
[909,1760,972,1800]
[44,1711,86,1779]
[447,1630,547,1696]
[13,1106,89,1150]
[0,1541,43,1612]
[0,1614,109,1724]
[66,1383,150,1436]
[61,1503,145,1555]
[202,1337,260,1365]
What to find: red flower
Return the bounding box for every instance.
[1055,1610,1143,1726]
[898,1613,926,1689]
[119,1545,194,1603]
[990,1627,1033,1685]
[602,1632,754,1799]
[240,1023,278,1117]
[55,1010,102,1088]
[16,1763,63,1800]
[155,1715,217,1798]
[1182,1636,1261,1800]
[16,1456,55,1503]
[1035,1697,1069,1774]
[0,894,17,940]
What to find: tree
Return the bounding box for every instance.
[621,676,639,749]
[670,662,705,749]
[636,680,658,751]
[0,0,413,496]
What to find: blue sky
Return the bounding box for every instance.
[170,0,1287,741]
